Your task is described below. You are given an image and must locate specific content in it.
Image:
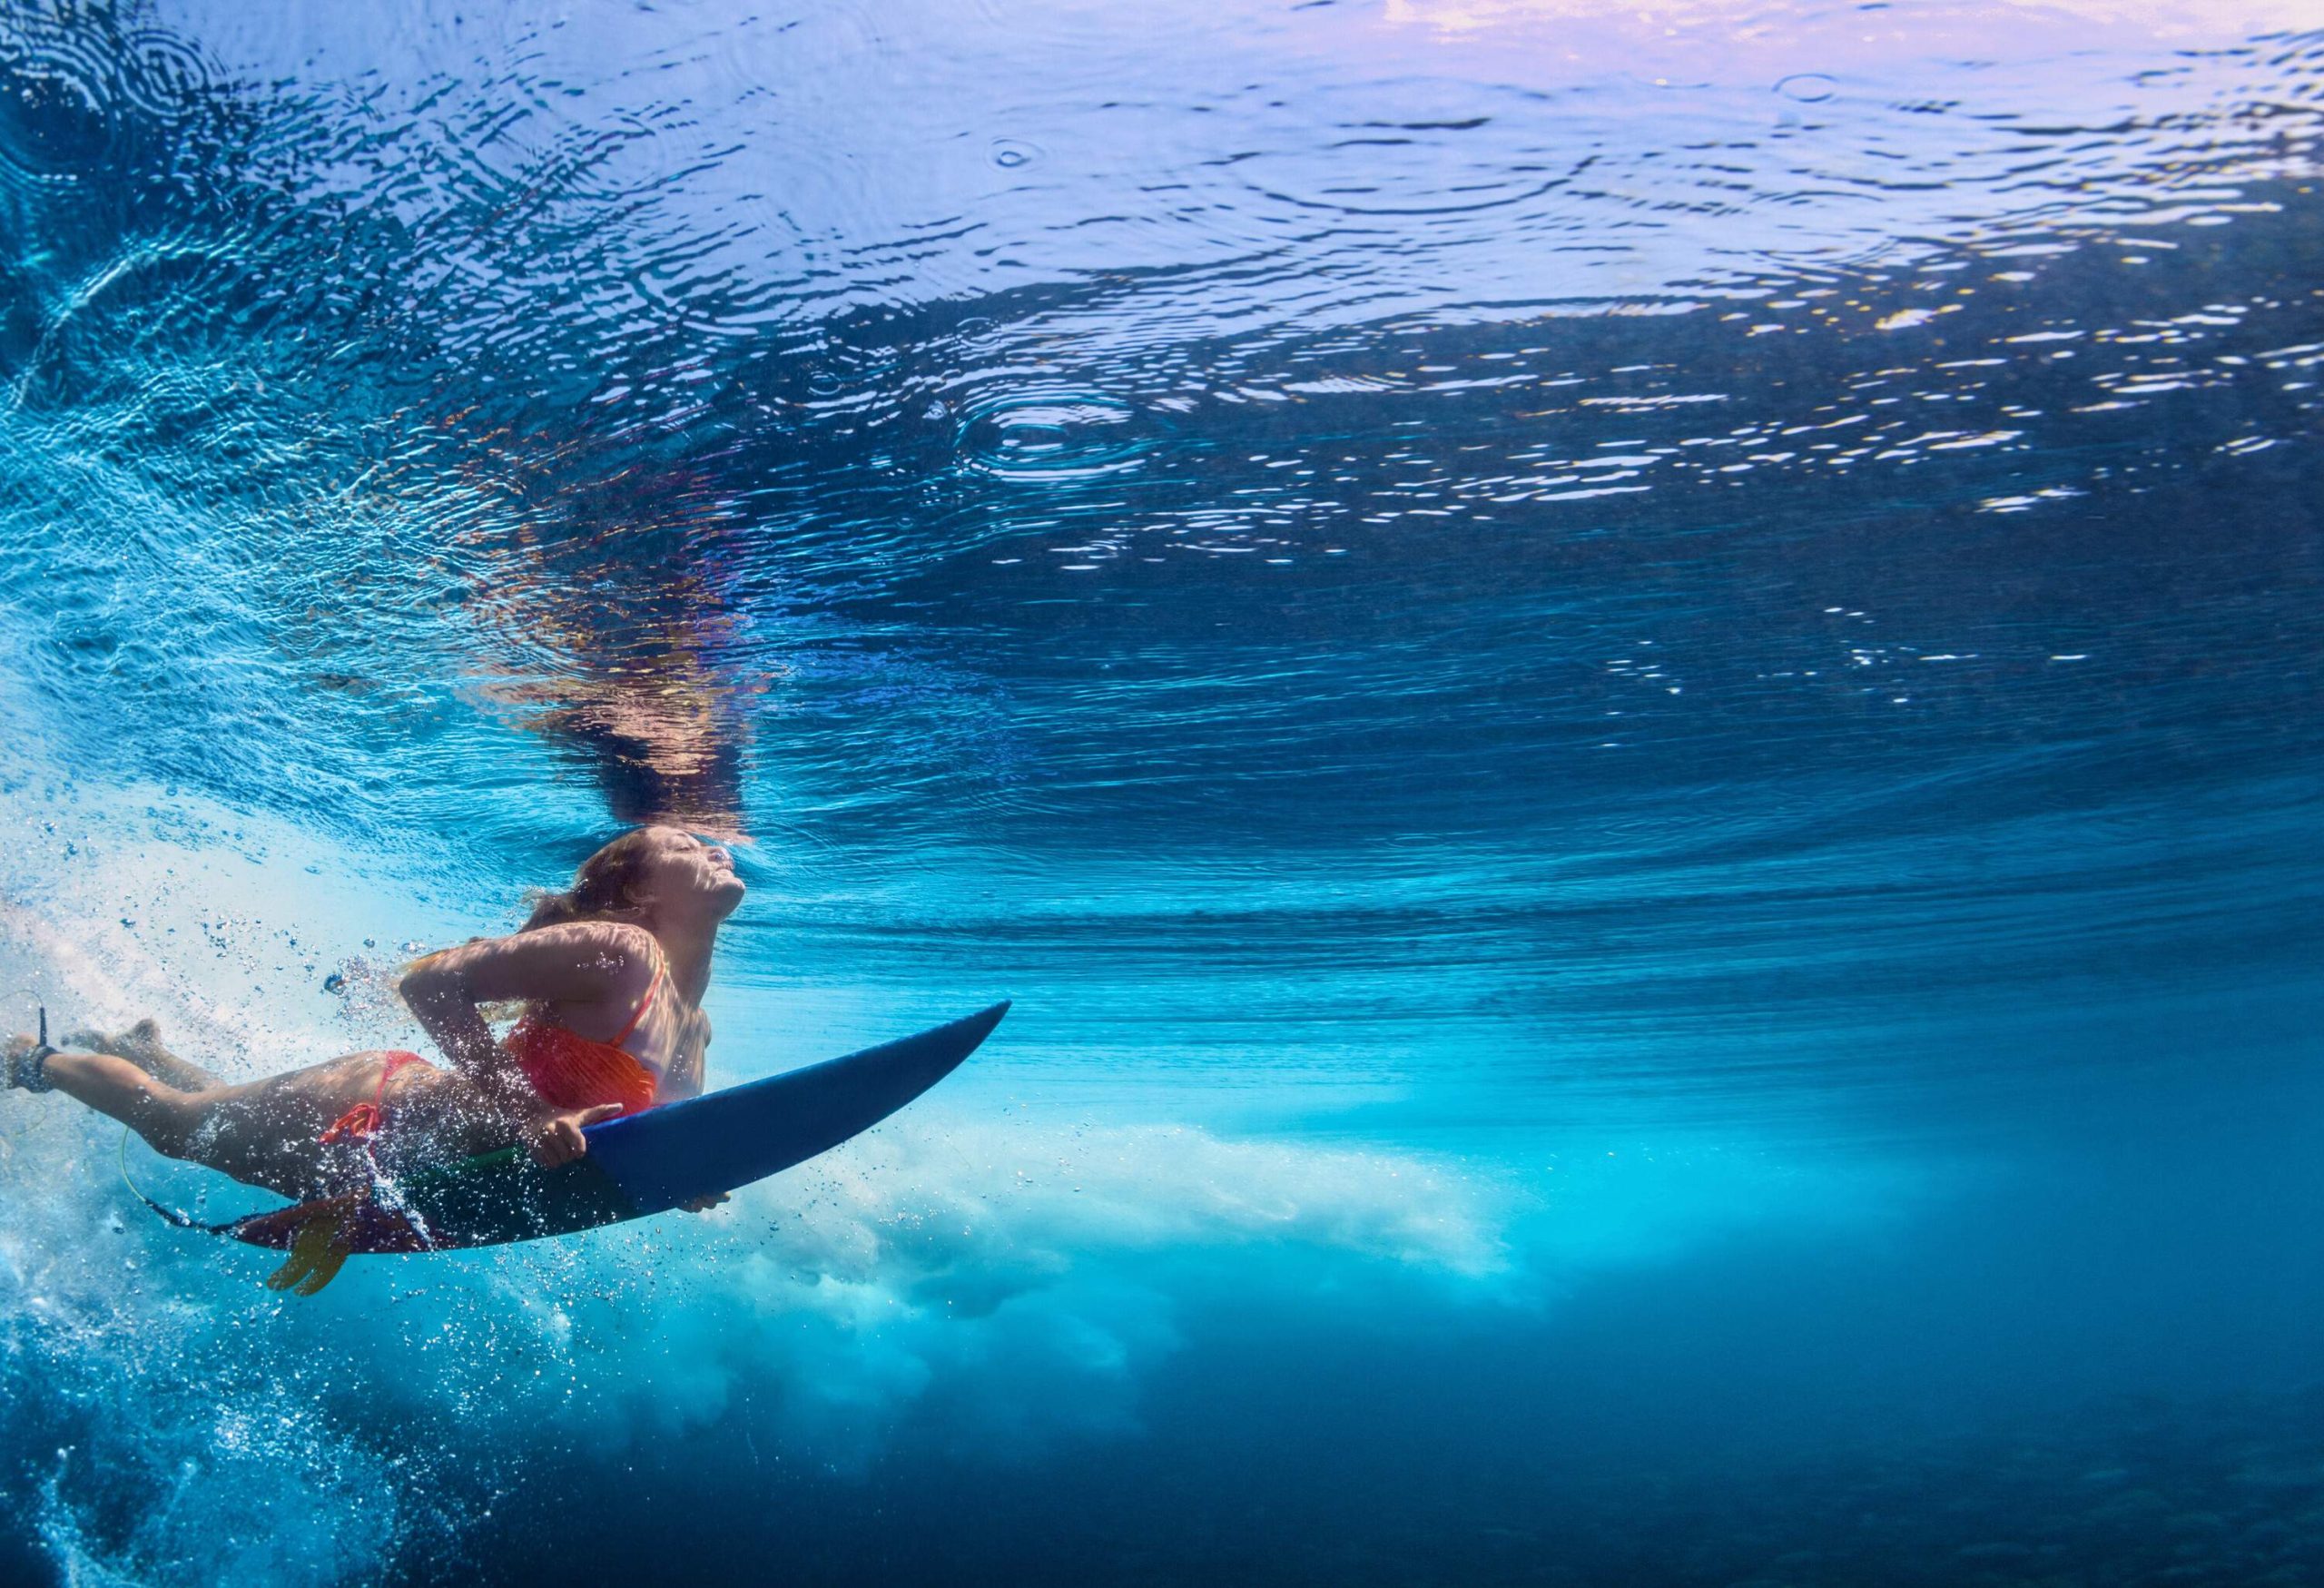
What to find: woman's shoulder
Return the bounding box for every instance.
[517,918,663,970]
[490,920,665,1011]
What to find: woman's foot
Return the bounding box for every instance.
[62,1018,221,1090]
[64,1016,163,1063]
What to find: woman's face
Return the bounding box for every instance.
[636,827,745,923]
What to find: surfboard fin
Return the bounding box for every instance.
[265,1206,354,1295]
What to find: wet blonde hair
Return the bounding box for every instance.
[519,828,664,932]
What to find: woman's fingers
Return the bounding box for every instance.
[528,1115,582,1168]
[527,1105,623,1168]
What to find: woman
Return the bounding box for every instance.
[2,826,743,1201]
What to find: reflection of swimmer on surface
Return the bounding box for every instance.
[2,827,742,1204]
[456,461,757,840]
[546,662,751,839]
[468,617,757,841]
[407,412,759,837]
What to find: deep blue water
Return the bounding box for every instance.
[0,1,2319,1583]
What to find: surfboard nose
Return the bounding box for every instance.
[580,1000,1013,1217]
[954,1000,1011,1046]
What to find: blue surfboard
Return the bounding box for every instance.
[231,1001,1008,1257]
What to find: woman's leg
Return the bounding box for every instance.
[17,1044,207,1158]
[5,1035,502,1199]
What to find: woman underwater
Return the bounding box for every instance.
[1,826,743,1204]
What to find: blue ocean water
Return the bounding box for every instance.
[0,0,2319,1582]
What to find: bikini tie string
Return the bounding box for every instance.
[318,1101,383,1146]
[317,1051,423,1149]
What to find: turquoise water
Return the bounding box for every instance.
[1,1,2319,1583]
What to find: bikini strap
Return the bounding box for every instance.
[607,950,667,1049]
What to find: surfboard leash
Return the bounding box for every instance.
[116,1127,252,1236]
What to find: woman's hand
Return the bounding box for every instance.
[527,1102,625,1169]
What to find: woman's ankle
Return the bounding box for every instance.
[3,1036,54,1092]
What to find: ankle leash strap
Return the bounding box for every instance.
[17,1005,57,1092]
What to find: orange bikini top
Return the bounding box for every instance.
[504,956,665,1117]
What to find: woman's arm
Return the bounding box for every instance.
[397,922,657,1135]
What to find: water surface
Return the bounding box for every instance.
[0,1,2319,1583]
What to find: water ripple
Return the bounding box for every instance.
[953,390,1155,482]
